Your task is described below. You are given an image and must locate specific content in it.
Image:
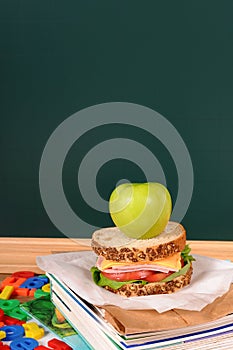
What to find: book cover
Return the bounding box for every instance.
[48,273,233,350]
[21,295,92,349]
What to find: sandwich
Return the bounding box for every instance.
[91,222,194,297]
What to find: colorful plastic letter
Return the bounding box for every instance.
[0,325,24,341]
[3,315,25,326]
[0,286,14,300]
[6,307,27,321]
[34,289,49,299]
[0,300,20,313]
[12,272,35,279]
[22,322,44,340]
[37,276,49,284]
[34,347,50,350]
[0,310,4,321]
[19,278,45,290]
[13,288,29,297]
[41,283,50,293]
[0,331,6,340]
[28,289,36,297]
[1,277,26,289]
[10,337,38,350]
[48,338,72,350]
[0,341,10,349]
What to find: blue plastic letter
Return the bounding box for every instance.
[10,337,38,350]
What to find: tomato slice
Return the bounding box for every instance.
[144,271,173,282]
[101,270,154,282]
[101,269,174,282]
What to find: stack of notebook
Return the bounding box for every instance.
[46,272,233,350]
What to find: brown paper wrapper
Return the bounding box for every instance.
[101,284,233,335]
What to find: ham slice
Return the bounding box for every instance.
[102,265,175,274]
[96,256,177,274]
[96,256,104,269]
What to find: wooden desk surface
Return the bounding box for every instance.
[0,237,233,274]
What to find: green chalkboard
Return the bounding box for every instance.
[1,1,233,240]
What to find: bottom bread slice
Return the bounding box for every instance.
[104,263,193,297]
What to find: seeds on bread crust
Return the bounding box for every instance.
[92,240,185,263]
[103,263,193,297]
[91,222,186,262]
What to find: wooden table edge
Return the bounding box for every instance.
[0,237,233,274]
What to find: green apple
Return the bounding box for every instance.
[109,182,172,239]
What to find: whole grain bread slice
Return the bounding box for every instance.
[103,263,193,297]
[91,221,186,263]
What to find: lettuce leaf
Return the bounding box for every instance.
[160,261,191,282]
[91,266,147,290]
[181,244,196,264]
[91,245,195,290]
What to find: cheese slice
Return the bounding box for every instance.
[100,252,181,271]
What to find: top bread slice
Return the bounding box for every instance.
[91,221,186,263]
